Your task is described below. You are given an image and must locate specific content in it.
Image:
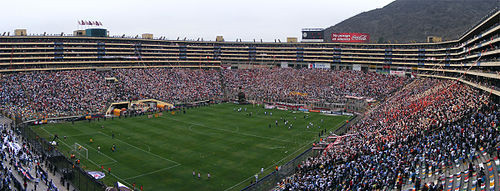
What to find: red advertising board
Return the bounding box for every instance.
[331,33,370,43]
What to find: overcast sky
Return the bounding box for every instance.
[0,0,394,41]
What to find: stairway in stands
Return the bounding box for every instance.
[403,151,500,191]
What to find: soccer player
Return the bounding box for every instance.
[193,170,195,178]
[198,172,201,179]
[207,172,210,180]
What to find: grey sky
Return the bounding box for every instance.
[1,0,394,41]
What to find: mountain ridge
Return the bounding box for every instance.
[322,0,499,43]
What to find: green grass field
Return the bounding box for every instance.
[32,103,349,190]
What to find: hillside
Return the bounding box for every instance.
[323,0,499,43]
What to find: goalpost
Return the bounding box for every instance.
[73,143,89,159]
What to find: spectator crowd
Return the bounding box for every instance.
[0,68,498,190]
[274,78,499,190]
[0,68,409,121]
[223,68,409,103]
[0,117,66,191]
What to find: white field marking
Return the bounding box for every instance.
[98,131,181,165]
[42,127,178,186]
[123,164,181,180]
[235,126,239,133]
[167,118,294,144]
[101,161,117,166]
[41,127,117,164]
[75,148,133,188]
[186,124,217,136]
[82,150,133,188]
[267,146,285,150]
[40,127,128,185]
[40,127,118,164]
[66,132,100,138]
[223,140,314,191]
[107,171,135,189]
[82,143,118,163]
[224,116,348,191]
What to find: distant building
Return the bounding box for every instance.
[216,36,224,42]
[427,36,442,43]
[85,28,107,37]
[14,29,27,36]
[287,37,298,43]
[142,33,153,39]
[73,30,86,36]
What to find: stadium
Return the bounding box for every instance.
[0,1,499,191]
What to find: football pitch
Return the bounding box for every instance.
[33,103,350,190]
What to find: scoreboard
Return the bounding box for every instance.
[301,28,324,42]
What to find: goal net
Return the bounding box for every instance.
[73,143,88,159]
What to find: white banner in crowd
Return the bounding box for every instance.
[353,64,361,71]
[2,136,22,155]
[88,171,106,179]
[308,63,331,69]
[264,104,276,109]
[390,70,405,76]
[280,62,289,68]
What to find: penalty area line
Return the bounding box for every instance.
[98,131,181,165]
[123,164,181,181]
[40,127,134,187]
[223,140,314,191]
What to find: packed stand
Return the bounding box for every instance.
[275,78,499,190]
[223,68,409,103]
[0,68,409,121]
[113,68,223,103]
[0,119,64,191]
[0,69,223,121]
